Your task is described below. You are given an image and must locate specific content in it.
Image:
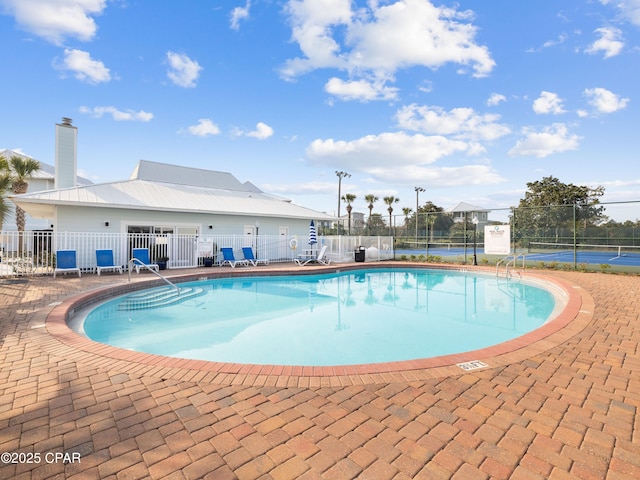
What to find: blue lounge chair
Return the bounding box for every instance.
[54,250,81,278]
[242,247,269,266]
[95,249,123,276]
[220,248,249,268]
[132,248,159,273]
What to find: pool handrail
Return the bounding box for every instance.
[127,258,180,291]
[496,253,526,277]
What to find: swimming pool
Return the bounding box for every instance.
[77,268,560,367]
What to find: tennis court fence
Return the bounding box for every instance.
[528,242,640,256]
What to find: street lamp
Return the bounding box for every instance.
[472,214,478,266]
[414,187,425,244]
[255,220,260,259]
[336,171,351,233]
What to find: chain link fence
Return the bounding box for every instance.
[332,200,640,272]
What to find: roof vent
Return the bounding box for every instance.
[61,117,73,126]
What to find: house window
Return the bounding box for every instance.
[127,226,174,235]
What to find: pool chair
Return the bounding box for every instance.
[295,245,331,266]
[53,250,81,278]
[95,249,123,276]
[220,247,249,268]
[132,248,159,273]
[242,247,269,266]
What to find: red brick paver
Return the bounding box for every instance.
[1,264,639,479]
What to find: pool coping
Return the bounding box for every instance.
[41,262,593,386]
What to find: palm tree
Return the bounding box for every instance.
[383,196,399,236]
[8,155,40,252]
[341,193,356,235]
[0,173,12,231]
[0,155,12,231]
[402,207,412,235]
[364,194,378,234]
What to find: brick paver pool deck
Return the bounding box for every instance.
[1,263,639,479]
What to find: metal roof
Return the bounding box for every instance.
[130,160,253,191]
[12,178,335,221]
[447,201,490,213]
[0,149,93,185]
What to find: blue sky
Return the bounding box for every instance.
[1,0,639,222]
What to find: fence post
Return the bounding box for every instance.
[573,203,577,270]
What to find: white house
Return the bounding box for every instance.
[9,118,334,240]
[447,201,491,227]
[0,148,92,231]
[11,158,335,238]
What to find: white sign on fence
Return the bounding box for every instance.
[484,225,511,255]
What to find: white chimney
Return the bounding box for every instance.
[55,117,77,189]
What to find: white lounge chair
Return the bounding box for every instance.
[53,250,81,278]
[242,247,269,266]
[295,245,331,266]
[95,249,123,276]
[220,247,249,268]
[132,248,159,273]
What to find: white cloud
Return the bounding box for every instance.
[166,51,202,88]
[183,119,220,137]
[56,48,111,84]
[0,0,106,44]
[584,87,629,113]
[281,0,494,89]
[486,93,506,107]
[508,123,581,158]
[543,33,569,49]
[79,106,153,122]
[324,77,398,101]
[245,122,274,140]
[307,132,504,185]
[532,91,566,115]
[230,1,250,30]
[363,164,505,186]
[395,104,511,141]
[600,0,640,27]
[585,27,624,58]
[307,131,472,171]
[262,181,337,196]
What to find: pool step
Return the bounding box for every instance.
[118,286,205,311]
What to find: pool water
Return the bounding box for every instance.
[81,268,557,366]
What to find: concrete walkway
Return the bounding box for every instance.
[1,266,639,479]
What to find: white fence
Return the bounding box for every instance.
[0,231,394,277]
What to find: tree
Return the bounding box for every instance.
[405,201,453,240]
[0,155,11,230]
[0,172,11,231]
[9,155,40,233]
[341,193,356,235]
[364,194,378,234]
[514,176,606,242]
[367,213,387,235]
[402,207,412,234]
[383,196,399,236]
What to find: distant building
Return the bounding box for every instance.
[447,201,491,227]
[0,147,92,231]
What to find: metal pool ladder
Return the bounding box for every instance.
[127,258,180,291]
[496,253,526,278]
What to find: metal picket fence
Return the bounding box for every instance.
[0,231,395,277]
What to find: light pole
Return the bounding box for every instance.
[414,187,425,244]
[472,215,478,266]
[336,171,350,233]
[255,220,260,258]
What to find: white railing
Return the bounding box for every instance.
[0,231,394,277]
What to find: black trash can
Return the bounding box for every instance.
[354,246,366,262]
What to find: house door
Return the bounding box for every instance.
[279,227,289,260]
